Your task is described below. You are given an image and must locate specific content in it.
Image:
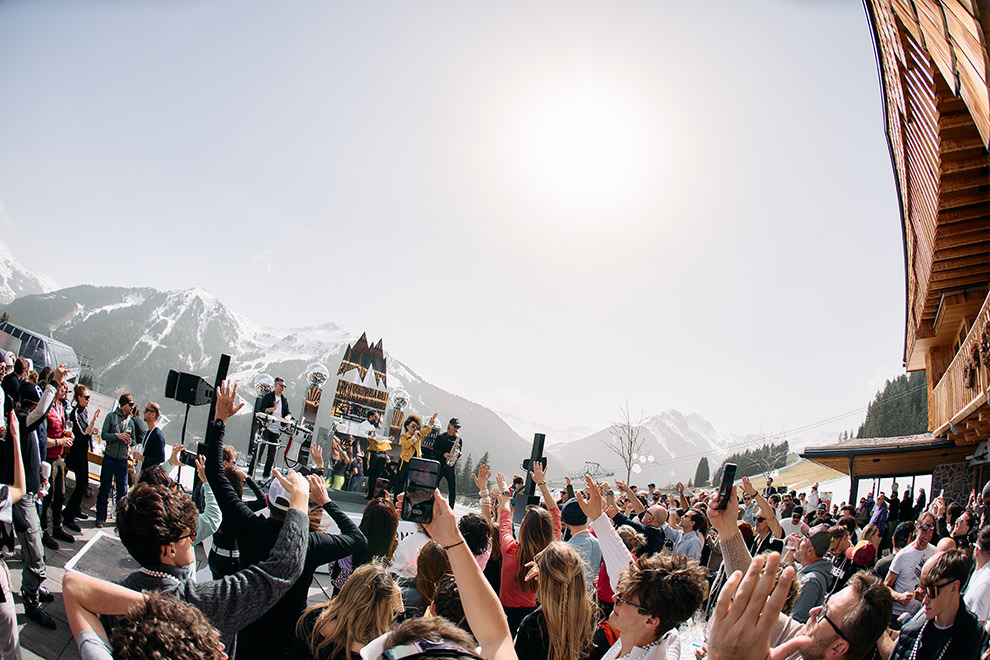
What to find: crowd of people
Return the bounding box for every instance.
[3,355,990,659]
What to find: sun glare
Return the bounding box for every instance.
[503,72,662,217]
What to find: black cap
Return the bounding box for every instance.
[449,418,461,428]
[19,382,42,405]
[791,506,804,517]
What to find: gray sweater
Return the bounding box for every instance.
[120,507,308,651]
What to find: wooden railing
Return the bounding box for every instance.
[931,292,990,433]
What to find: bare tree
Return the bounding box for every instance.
[602,400,647,483]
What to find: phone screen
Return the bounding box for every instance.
[403,458,440,523]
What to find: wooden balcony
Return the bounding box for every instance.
[931,290,990,441]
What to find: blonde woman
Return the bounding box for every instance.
[297,562,402,660]
[514,541,596,660]
[496,462,561,635]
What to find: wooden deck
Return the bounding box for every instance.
[10,479,340,660]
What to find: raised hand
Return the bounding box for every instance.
[195,456,207,483]
[53,363,68,385]
[311,445,324,469]
[213,381,245,423]
[524,561,540,583]
[740,476,758,497]
[707,553,811,660]
[604,504,619,519]
[576,474,603,520]
[273,468,309,511]
[473,464,490,490]
[308,474,330,506]
[423,489,460,547]
[706,484,740,538]
[496,472,508,494]
[530,460,547,485]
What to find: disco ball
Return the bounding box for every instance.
[648,455,655,463]
[632,464,642,474]
[633,454,639,461]
[639,456,647,464]
[306,363,330,388]
[388,388,410,411]
[254,373,275,397]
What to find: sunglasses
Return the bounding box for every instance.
[816,598,849,644]
[81,395,90,400]
[920,524,935,532]
[175,529,196,543]
[755,516,767,522]
[922,580,955,599]
[615,594,651,616]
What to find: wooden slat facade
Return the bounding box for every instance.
[867,0,990,444]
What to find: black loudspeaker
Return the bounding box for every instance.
[165,369,214,406]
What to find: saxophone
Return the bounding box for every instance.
[447,436,461,467]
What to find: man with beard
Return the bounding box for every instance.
[709,484,893,660]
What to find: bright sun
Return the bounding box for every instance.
[502,72,662,217]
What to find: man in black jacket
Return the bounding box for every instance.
[431,418,461,507]
[206,381,367,659]
[256,377,290,479]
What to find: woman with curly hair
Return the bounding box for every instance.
[297,562,402,660]
[495,462,561,635]
[515,541,596,660]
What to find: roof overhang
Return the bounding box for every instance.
[800,433,972,477]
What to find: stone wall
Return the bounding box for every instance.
[931,461,975,505]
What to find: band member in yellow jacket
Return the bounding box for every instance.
[392,412,437,493]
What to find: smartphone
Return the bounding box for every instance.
[715,463,737,510]
[373,477,390,500]
[402,457,440,523]
[179,449,198,467]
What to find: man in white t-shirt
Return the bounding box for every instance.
[885,511,937,619]
[780,506,810,537]
[964,524,990,625]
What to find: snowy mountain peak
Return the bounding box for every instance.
[0,239,58,304]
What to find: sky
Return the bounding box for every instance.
[0,0,907,440]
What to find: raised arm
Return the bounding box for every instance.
[7,411,25,504]
[530,460,557,511]
[306,474,367,562]
[204,382,255,533]
[742,477,782,539]
[473,464,492,521]
[678,482,690,510]
[425,491,518,660]
[578,475,634,592]
[617,481,646,516]
[63,571,145,642]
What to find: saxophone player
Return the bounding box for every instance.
[431,417,462,507]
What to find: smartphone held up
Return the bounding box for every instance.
[715,463,737,511]
[402,457,440,524]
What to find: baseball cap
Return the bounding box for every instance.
[267,473,292,512]
[19,382,42,405]
[791,506,804,517]
[845,540,877,567]
[817,502,827,511]
[808,529,831,556]
[449,418,461,428]
[2,352,13,367]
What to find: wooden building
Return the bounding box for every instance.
[803,1,990,503]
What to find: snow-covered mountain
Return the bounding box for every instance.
[496,410,595,447]
[0,240,57,304]
[0,284,533,475]
[547,409,736,485]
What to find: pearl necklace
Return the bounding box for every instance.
[617,632,670,659]
[139,567,182,584]
[907,620,950,660]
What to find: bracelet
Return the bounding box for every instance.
[443,540,465,550]
[479,489,489,497]
[480,497,491,506]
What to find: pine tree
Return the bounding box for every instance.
[694,457,710,488]
[459,453,474,494]
[478,451,490,469]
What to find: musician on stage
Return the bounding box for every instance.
[431,418,462,507]
[392,412,437,494]
[361,410,389,500]
[258,377,290,479]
